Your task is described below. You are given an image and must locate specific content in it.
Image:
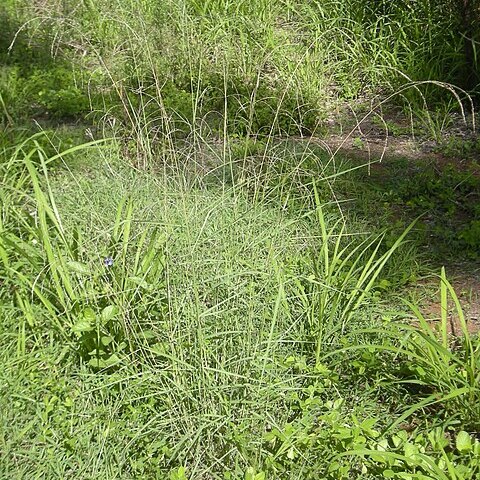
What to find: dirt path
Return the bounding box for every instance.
[318,110,478,167]
[319,113,480,335]
[420,269,480,336]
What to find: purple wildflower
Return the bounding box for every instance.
[104,257,114,267]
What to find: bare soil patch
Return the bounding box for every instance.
[417,268,480,336]
[319,111,480,336]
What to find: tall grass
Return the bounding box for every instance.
[4,0,476,150]
[2,133,479,478]
[1,1,480,478]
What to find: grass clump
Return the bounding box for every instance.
[3,0,478,141]
[1,135,479,479]
[1,1,480,478]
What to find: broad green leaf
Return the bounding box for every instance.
[474,440,480,455]
[169,466,187,480]
[456,431,472,453]
[83,307,96,322]
[150,342,169,356]
[88,348,105,356]
[404,442,419,460]
[328,462,340,472]
[141,329,157,340]
[88,354,121,369]
[101,335,114,346]
[71,319,93,333]
[103,353,121,367]
[245,468,255,480]
[101,305,118,322]
[287,446,296,459]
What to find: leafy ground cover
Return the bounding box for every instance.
[1,1,480,479]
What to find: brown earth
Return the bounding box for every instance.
[318,110,480,336]
[417,269,480,336]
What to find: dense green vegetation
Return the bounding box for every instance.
[1,1,480,479]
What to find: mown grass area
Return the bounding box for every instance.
[1,1,480,479]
